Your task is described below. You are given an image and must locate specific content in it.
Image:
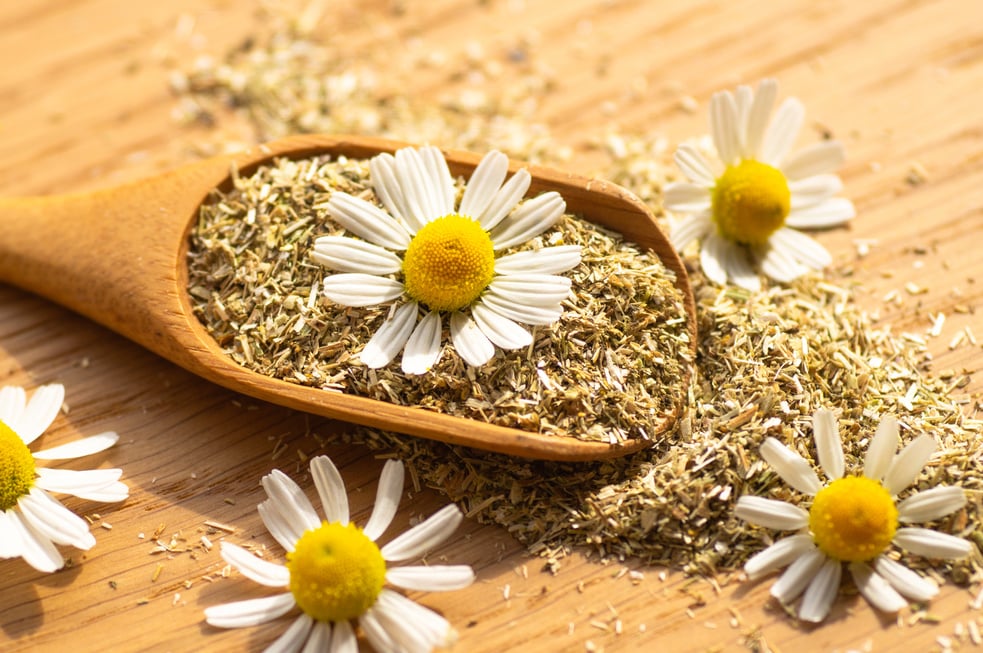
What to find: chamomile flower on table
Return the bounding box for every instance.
[312,145,581,374]
[735,408,971,623]
[0,383,128,573]
[204,455,475,652]
[664,79,855,291]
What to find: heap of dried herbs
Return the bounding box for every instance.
[350,269,983,580]
[187,154,691,443]
[172,8,982,584]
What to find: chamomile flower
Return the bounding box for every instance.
[735,408,971,623]
[204,455,475,652]
[0,384,128,573]
[664,79,855,291]
[313,145,581,374]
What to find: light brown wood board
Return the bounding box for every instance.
[1,1,982,651]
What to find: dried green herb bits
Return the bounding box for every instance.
[187,153,690,444]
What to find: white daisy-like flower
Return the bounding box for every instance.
[0,384,128,573]
[313,145,581,374]
[204,455,475,652]
[664,79,855,291]
[735,408,971,623]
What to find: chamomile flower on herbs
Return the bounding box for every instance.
[313,145,580,374]
[664,79,855,290]
[735,408,970,623]
[0,384,128,573]
[204,455,474,652]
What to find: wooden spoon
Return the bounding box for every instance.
[0,134,696,461]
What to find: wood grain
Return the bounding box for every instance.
[1,0,982,651]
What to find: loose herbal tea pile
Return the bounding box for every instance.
[173,9,982,586]
[186,153,691,443]
[349,270,983,579]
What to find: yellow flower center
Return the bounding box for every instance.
[809,476,898,563]
[402,214,496,312]
[286,521,386,622]
[711,159,791,246]
[0,420,35,511]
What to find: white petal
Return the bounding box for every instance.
[710,90,741,165]
[477,295,562,327]
[382,503,463,563]
[369,589,454,652]
[221,542,290,587]
[258,500,301,553]
[370,153,411,227]
[759,437,821,495]
[400,311,443,375]
[711,236,759,291]
[760,97,805,166]
[394,147,447,228]
[267,612,314,653]
[359,303,419,369]
[261,470,321,541]
[310,455,349,526]
[812,408,844,481]
[669,212,712,252]
[756,242,808,283]
[486,274,572,306]
[460,150,509,220]
[734,496,809,531]
[386,565,476,592]
[450,311,496,367]
[312,236,402,274]
[849,562,908,614]
[898,486,967,523]
[699,234,732,287]
[493,245,582,276]
[798,557,842,623]
[322,274,404,308]
[0,386,26,429]
[672,144,716,187]
[32,431,119,460]
[17,488,95,549]
[360,609,398,653]
[663,182,712,213]
[744,533,815,580]
[301,624,331,653]
[34,468,127,502]
[789,174,843,209]
[864,415,899,482]
[471,303,532,350]
[363,459,405,541]
[770,546,826,604]
[18,384,65,445]
[418,145,455,217]
[204,593,296,629]
[744,79,778,158]
[883,435,936,496]
[10,510,64,572]
[476,168,531,231]
[894,527,972,559]
[781,141,845,180]
[734,84,753,153]
[327,192,411,250]
[490,192,566,250]
[327,620,356,653]
[785,197,855,229]
[0,510,23,558]
[873,556,939,602]
[769,228,832,270]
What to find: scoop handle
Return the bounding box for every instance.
[0,156,232,366]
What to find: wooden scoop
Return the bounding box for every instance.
[0,134,696,461]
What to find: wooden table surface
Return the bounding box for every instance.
[2,1,983,651]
